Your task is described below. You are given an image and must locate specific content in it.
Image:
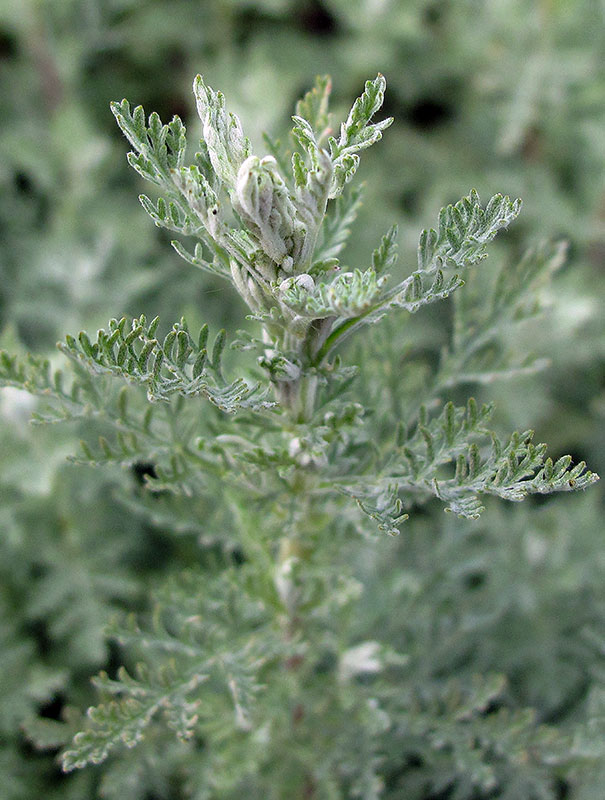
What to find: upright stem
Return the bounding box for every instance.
[275,533,317,799]
[272,315,330,422]
[274,371,319,423]
[272,419,320,795]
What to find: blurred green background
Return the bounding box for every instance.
[0,1,604,797]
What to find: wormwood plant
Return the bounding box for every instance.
[1,74,600,797]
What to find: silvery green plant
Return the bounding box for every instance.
[1,74,599,797]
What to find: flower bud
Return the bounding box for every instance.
[234,156,299,268]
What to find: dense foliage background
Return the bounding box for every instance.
[0,1,604,797]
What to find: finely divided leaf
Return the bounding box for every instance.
[295,75,332,136]
[193,75,251,188]
[328,75,393,197]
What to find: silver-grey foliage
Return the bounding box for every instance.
[0,73,599,792]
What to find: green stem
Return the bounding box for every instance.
[313,280,409,365]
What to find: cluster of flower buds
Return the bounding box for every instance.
[234,155,307,275]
